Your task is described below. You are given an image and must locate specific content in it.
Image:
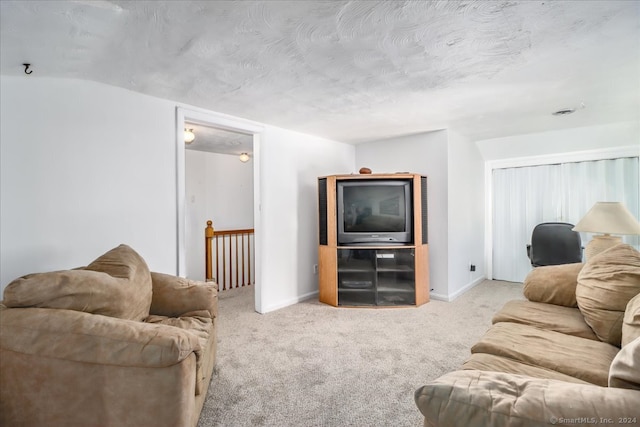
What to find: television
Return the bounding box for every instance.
[337,179,413,245]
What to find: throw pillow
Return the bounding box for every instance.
[576,244,640,347]
[609,337,640,390]
[523,262,584,307]
[3,244,152,321]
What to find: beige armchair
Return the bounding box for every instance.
[0,245,218,427]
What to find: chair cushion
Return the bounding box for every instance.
[0,305,200,367]
[522,263,584,307]
[576,244,640,347]
[528,222,582,266]
[3,244,152,321]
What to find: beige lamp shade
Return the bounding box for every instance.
[573,202,640,259]
[572,202,640,235]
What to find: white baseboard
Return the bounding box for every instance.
[262,276,486,311]
[429,276,486,302]
[429,292,449,301]
[261,290,319,313]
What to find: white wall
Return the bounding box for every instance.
[185,150,207,281]
[447,130,485,298]
[0,75,354,314]
[185,150,254,281]
[0,76,178,292]
[476,121,639,161]
[8,74,628,306]
[257,126,354,312]
[355,131,450,297]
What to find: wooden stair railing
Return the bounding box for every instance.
[205,220,215,282]
[205,220,255,290]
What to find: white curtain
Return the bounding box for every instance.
[492,157,639,283]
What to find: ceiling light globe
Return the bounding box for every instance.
[184,129,195,144]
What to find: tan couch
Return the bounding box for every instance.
[416,243,640,426]
[0,244,218,427]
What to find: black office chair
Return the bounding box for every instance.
[526,222,583,267]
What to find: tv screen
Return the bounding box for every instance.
[337,180,413,245]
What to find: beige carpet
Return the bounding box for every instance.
[197,280,524,427]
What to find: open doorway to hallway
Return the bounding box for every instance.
[184,123,254,288]
[176,107,264,312]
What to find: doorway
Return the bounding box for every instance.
[176,107,264,312]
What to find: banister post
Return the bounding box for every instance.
[205,220,215,282]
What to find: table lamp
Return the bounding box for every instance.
[572,202,640,260]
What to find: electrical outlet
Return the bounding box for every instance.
[470,264,476,272]
[313,264,319,274]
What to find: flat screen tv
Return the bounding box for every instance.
[337,179,413,245]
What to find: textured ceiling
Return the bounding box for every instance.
[1,0,639,150]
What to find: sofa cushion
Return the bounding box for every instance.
[609,337,640,390]
[471,322,619,386]
[462,353,591,385]
[492,300,598,340]
[3,244,152,321]
[415,370,640,427]
[523,262,584,307]
[576,244,640,347]
[623,293,640,347]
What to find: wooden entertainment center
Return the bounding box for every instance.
[317,173,429,307]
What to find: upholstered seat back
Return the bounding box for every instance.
[527,222,582,267]
[3,244,152,321]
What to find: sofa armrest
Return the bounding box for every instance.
[0,305,201,367]
[523,263,584,307]
[150,272,218,318]
[415,370,639,427]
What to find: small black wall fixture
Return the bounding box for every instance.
[23,63,33,75]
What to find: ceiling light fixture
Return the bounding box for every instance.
[552,108,576,116]
[239,153,250,163]
[184,128,195,144]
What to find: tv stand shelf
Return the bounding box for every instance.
[317,173,429,307]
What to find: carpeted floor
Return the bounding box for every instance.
[197,280,524,427]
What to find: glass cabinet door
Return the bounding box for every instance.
[337,249,376,306]
[337,248,415,306]
[375,249,415,306]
